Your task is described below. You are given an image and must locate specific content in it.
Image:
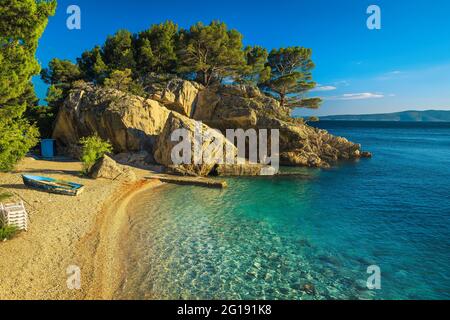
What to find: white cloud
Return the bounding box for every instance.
[311,85,337,92]
[376,70,405,80]
[333,80,350,87]
[327,92,384,101]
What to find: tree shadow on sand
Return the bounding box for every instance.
[12,169,82,178]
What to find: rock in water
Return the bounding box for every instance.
[89,155,137,182]
[302,283,316,295]
[153,112,237,176]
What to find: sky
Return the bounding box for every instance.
[34,0,450,116]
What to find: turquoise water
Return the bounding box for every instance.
[118,122,450,300]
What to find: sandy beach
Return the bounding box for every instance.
[0,157,162,300]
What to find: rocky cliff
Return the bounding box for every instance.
[53,84,170,154]
[193,85,371,167]
[53,80,370,176]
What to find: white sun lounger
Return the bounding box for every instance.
[0,201,29,231]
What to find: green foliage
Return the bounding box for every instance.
[26,84,64,138]
[177,21,246,86]
[45,85,64,106]
[41,58,82,87]
[80,135,113,174]
[0,0,56,171]
[299,98,322,109]
[260,47,321,108]
[136,21,179,75]
[77,46,108,83]
[43,19,321,111]
[307,116,320,122]
[0,117,40,172]
[24,104,56,138]
[104,68,133,91]
[0,225,19,240]
[104,69,146,96]
[103,30,136,72]
[0,0,56,109]
[37,59,85,136]
[0,191,13,202]
[239,46,271,84]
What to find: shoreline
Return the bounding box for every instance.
[0,157,163,300]
[80,179,163,300]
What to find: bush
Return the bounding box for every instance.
[0,118,40,172]
[80,135,113,175]
[0,225,19,240]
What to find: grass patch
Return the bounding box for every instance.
[0,191,19,240]
[0,192,13,202]
[0,225,19,240]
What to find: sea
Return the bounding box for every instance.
[117,121,450,300]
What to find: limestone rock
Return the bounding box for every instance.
[113,151,166,172]
[154,112,238,176]
[194,85,286,129]
[113,151,154,168]
[194,85,370,168]
[215,160,277,176]
[54,81,370,173]
[149,78,204,117]
[89,155,137,182]
[52,83,170,154]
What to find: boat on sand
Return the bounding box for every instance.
[22,175,84,196]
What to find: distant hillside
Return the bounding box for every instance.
[320,110,450,122]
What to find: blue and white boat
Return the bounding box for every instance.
[22,175,84,196]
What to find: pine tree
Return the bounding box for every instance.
[177,21,246,86]
[137,21,178,75]
[41,58,82,88]
[104,69,145,96]
[260,47,321,109]
[77,46,108,83]
[239,45,271,85]
[102,30,136,72]
[0,0,56,171]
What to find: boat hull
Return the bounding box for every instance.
[22,175,84,196]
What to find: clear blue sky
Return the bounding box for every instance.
[34,0,450,116]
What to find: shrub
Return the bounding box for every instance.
[79,135,113,175]
[0,118,40,172]
[0,225,19,241]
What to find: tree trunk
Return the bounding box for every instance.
[279,93,286,107]
[204,71,209,87]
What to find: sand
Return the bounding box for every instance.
[0,157,162,300]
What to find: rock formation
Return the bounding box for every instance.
[89,155,137,182]
[193,85,371,168]
[53,83,170,154]
[53,79,371,176]
[147,78,203,117]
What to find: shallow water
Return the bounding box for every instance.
[118,121,450,300]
